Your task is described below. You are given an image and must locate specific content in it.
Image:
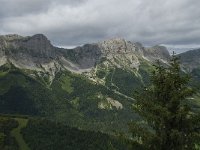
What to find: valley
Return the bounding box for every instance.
[0,34,200,149]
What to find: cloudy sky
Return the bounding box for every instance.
[0,0,200,49]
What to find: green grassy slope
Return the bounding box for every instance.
[0,64,138,135]
[0,115,19,150]
[0,115,131,150]
[1,58,200,141]
[22,118,129,150]
[11,118,30,150]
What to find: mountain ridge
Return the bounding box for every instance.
[0,33,200,138]
[0,34,170,76]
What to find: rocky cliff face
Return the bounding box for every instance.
[0,34,171,81]
[0,34,56,58]
[143,45,170,62]
[96,38,142,70]
[0,34,61,82]
[99,38,138,54]
[61,44,102,69]
[17,34,56,58]
[178,48,200,71]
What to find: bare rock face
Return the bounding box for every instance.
[0,34,171,79]
[3,34,56,59]
[98,38,137,54]
[0,34,25,66]
[0,38,6,57]
[62,44,102,69]
[143,45,170,62]
[178,48,200,71]
[0,34,59,79]
[0,34,55,57]
[17,34,56,58]
[60,38,147,71]
[96,38,143,70]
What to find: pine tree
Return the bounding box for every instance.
[129,55,200,150]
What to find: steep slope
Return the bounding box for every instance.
[0,34,170,76]
[176,50,200,113]
[0,115,129,150]
[1,34,200,149]
[179,48,200,89]
[179,48,200,71]
[0,34,171,93]
[0,63,138,134]
[81,39,170,96]
[0,34,171,134]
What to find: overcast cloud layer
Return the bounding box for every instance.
[0,0,200,48]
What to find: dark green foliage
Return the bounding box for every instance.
[0,86,38,115]
[130,55,200,150]
[51,71,137,134]
[179,48,200,64]
[22,119,128,150]
[0,64,137,135]
[105,68,143,96]
[138,61,153,86]
[0,66,69,117]
[96,70,107,79]
[190,68,200,90]
[0,66,39,115]
[0,116,19,150]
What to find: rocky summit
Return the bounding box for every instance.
[0,34,200,148]
[0,34,173,135]
[0,34,171,80]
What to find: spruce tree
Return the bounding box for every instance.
[130,55,200,150]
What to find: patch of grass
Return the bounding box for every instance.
[11,118,30,150]
[70,97,80,109]
[0,70,8,78]
[195,144,200,150]
[0,132,5,145]
[60,75,74,94]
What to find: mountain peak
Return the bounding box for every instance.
[0,34,56,59]
[18,34,56,58]
[28,34,52,47]
[98,38,138,55]
[102,37,126,43]
[0,34,24,41]
[31,34,48,40]
[143,45,170,62]
[178,48,200,70]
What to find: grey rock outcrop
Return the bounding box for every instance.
[98,38,137,54]
[1,34,56,59]
[0,34,59,79]
[143,45,170,62]
[178,48,200,71]
[61,44,102,69]
[17,34,56,58]
[0,34,171,78]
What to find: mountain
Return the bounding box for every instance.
[2,33,199,136]
[166,47,194,54]
[0,34,170,73]
[0,34,171,92]
[179,48,200,71]
[0,115,129,150]
[178,48,200,91]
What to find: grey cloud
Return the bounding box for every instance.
[0,0,200,48]
[0,0,86,18]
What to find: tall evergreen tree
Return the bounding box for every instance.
[130,55,200,150]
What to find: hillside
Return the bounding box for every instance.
[0,115,130,150]
[0,34,200,147]
[179,48,200,89]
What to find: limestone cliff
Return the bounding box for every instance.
[0,34,171,81]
